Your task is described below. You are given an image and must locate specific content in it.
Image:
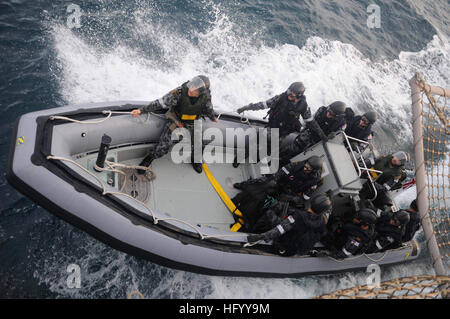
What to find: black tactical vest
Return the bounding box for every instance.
[175,83,208,121]
[268,93,305,133]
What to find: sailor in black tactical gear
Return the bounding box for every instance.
[345,111,378,150]
[330,208,377,259]
[131,75,218,174]
[312,101,347,140]
[246,193,331,256]
[236,82,327,139]
[368,209,410,253]
[234,155,323,208]
[402,199,421,242]
[290,101,347,155]
[230,179,280,232]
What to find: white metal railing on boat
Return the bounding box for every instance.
[342,132,382,201]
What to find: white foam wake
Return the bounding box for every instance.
[43,2,449,298]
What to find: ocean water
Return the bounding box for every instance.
[0,0,448,298]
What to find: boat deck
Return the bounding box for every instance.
[78,144,264,231]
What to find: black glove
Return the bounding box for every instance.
[247,234,264,243]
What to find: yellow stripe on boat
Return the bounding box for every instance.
[202,163,244,232]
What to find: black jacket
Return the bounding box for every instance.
[333,223,376,258]
[369,211,404,253]
[402,210,421,242]
[256,208,327,256]
[345,115,373,142]
[275,160,322,199]
[314,106,346,134]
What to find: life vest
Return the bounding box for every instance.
[175,83,208,121]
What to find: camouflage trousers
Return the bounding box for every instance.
[143,121,197,163]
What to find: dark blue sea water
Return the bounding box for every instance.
[0,0,449,298]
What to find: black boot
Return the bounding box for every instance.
[192,162,203,174]
[138,155,154,175]
[233,182,244,190]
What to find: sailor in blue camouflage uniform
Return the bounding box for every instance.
[132,75,217,174]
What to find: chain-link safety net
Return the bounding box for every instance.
[315,73,449,299]
[415,74,449,272]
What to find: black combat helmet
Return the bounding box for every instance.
[310,194,332,215]
[394,210,411,225]
[362,111,378,124]
[328,101,346,116]
[306,155,323,171]
[392,151,410,167]
[287,82,305,98]
[356,208,377,225]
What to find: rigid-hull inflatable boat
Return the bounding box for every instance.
[6,101,419,277]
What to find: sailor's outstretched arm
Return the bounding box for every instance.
[237,95,281,113]
[131,87,182,117]
[247,215,296,243]
[143,88,182,113]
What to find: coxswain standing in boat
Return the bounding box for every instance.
[131,75,218,174]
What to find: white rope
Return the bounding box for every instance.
[45,155,246,241]
[217,111,251,125]
[326,250,389,263]
[50,110,150,124]
[44,154,396,262]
